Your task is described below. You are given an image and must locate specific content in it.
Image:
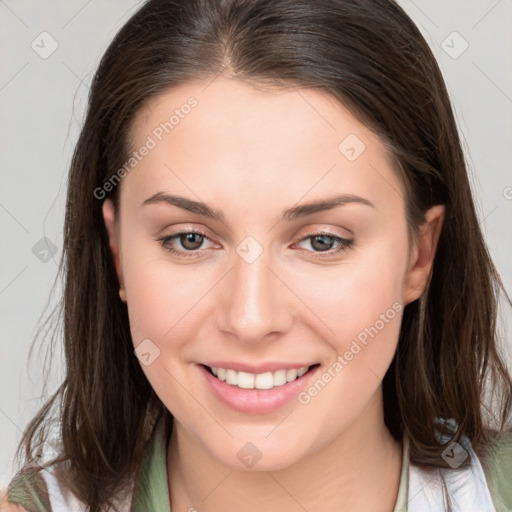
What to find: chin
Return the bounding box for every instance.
[207,437,307,472]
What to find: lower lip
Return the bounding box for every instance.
[197,364,320,414]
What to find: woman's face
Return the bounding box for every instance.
[103,77,443,470]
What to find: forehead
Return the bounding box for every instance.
[121,77,403,217]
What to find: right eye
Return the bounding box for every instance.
[157,230,215,257]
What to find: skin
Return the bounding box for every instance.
[103,77,444,512]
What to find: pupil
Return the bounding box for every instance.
[182,233,202,249]
[312,235,332,251]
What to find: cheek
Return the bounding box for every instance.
[123,255,208,345]
[290,238,408,419]
[292,243,406,426]
[300,235,408,348]
[121,245,210,410]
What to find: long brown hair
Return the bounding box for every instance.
[11,0,512,510]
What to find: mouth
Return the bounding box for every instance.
[198,362,322,414]
[201,363,321,390]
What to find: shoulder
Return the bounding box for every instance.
[479,429,512,511]
[2,467,52,512]
[0,500,29,511]
[1,488,29,511]
[0,498,29,512]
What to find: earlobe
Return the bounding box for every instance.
[403,204,445,305]
[102,199,126,302]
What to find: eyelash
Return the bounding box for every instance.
[156,229,354,259]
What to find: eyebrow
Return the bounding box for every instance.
[140,192,375,222]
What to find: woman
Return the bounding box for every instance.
[4,0,512,511]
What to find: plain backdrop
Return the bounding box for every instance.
[1,0,511,488]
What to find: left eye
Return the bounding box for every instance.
[157,230,354,258]
[295,232,354,255]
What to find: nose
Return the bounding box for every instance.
[214,245,294,344]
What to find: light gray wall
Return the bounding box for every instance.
[1,0,511,488]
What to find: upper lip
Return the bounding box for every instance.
[200,361,318,374]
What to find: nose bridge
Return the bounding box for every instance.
[215,239,290,342]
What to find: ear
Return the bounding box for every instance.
[403,204,445,305]
[102,199,126,302]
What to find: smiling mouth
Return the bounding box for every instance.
[202,363,321,390]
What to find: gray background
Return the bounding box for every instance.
[1,0,511,489]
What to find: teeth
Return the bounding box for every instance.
[297,367,308,377]
[209,365,311,389]
[237,371,255,389]
[286,369,298,382]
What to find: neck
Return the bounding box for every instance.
[167,393,403,512]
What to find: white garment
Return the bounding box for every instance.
[40,466,89,512]
[408,418,497,511]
